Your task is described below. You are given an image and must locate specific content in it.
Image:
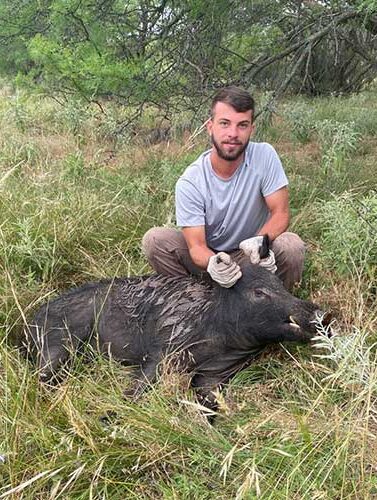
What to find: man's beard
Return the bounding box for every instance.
[211,135,249,161]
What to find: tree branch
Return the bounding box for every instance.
[242,10,360,82]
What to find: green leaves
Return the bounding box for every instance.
[0,1,375,141]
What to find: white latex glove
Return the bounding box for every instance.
[239,236,264,264]
[207,252,242,288]
[259,249,277,274]
[239,236,277,274]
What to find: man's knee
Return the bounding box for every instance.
[141,227,165,260]
[141,227,193,276]
[272,232,305,263]
[272,232,305,290]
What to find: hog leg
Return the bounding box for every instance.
[28,288,102,382]
[123,353,162,400]
[191,373,224,419]
[26,322,70,382]
[99,358,161,427]
[32,324,93,382]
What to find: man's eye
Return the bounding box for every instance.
[219,121,228,127]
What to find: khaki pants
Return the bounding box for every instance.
[142,228,305,291]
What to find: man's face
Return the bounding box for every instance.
[207,102,255,162]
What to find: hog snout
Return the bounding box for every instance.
[311,310,333,338]
[285,302,333,340]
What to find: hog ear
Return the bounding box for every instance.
[237,257,265,279]
[259,234,270,259]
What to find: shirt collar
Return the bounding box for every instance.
[244,142,253,167]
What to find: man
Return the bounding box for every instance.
[142,86,305,290]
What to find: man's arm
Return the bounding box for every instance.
[182,226,215,270]
[183,226,242,287]
[257,186,290,241]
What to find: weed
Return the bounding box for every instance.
[56,99,91,140]
[0,84,376,498]
[315,119,360,176]
[6,218,58,282]
[313,325,377,389]
[317,191,377,277]
[62,151,86,181]
[285,102,316,143]
[6,90,30,132]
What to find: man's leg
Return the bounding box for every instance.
[271,232,305,291]
[231,232,305,290]
[141,227,203,276]
[142,228,305,289]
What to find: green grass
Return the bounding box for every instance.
[0,83,376,498]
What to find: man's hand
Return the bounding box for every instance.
[258,250,277,274]
[207,252,242,288]
[239,236,277,274]
[239,236,264,264]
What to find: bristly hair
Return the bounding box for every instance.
[211,86,255,119]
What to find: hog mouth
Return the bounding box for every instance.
[284,314,307,328]
[288,315,301,329]
[284,311,333,337]
[283,315,306,335]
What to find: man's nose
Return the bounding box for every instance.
[227,125,238,137]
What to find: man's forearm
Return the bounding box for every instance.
[257,212,289,241]
[188,245,216,270]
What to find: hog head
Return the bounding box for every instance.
[190,260,332,418]
[222,258,329,346]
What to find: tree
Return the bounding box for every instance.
[0,0,376,121]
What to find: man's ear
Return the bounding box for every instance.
[250,122,256,136]
[206,118,213,136]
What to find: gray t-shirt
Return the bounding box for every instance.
[175,142,288,251]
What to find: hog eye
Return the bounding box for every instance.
[253,288,269,299]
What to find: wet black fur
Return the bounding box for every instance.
[26,259,322,413]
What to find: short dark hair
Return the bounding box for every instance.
[211,86,255,119]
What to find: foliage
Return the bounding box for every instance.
[285,102,316,143]
[0,85,376,497]
[313,326,377,388]
[315,120,360,175]
[0,0,377,125]
[316,192,377,277]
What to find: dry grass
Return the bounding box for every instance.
[0,85,376,498]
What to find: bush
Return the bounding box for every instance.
[284,102,316,143]
[315,120,360,175]
[316,191,377,277]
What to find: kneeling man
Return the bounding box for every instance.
[142,86,305,291]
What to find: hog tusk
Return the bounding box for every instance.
[289,316,300,329]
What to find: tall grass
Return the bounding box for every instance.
[0,83,376,498]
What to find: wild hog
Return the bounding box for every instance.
[26,259,329,413]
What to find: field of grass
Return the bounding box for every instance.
[0,83,376,499]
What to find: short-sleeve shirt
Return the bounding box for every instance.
[175,142,288,251]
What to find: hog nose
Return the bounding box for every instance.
[313,310,333,337]
[322,311,333,327]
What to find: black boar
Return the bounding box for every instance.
[26,259,328,413]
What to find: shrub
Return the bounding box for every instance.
[316,191,377,277]
[62,151,86,181]
[284,102,316,143]
[315,119,360,175]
